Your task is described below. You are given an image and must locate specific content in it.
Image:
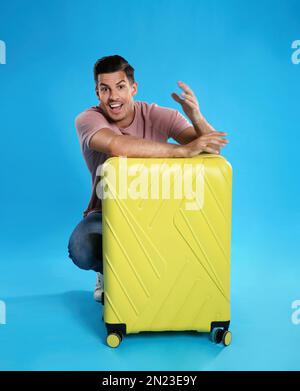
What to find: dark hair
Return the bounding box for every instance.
[93,55,135,85]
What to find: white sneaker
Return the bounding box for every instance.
[94,272,104,303]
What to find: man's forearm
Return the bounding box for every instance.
[91,127,225,158]
[109,134,186,158]
[192,116,215,137]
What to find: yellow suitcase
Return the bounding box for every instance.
[101,154,232,348]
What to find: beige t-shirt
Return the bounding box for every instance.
[75,100,192,217]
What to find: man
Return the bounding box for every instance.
[68,55,228,302]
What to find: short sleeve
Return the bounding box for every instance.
[75,110,113,151]
[150,104,192,139]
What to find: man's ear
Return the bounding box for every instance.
[131,82,138,97]
[95,85,100,99]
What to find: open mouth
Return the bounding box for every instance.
[108,103,123,114]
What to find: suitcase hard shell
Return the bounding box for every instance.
[101,154,232,347]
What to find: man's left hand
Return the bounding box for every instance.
[171,81,203,124]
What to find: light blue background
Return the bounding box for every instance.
[0,0,300,370]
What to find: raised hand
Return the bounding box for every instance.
[171,81,203,124]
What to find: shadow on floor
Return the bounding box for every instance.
[1,291,224,370]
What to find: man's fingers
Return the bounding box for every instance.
[172,91,200,112]
[204,146,220,154]
[199,131,228,139]
[204,131,227,136]
[180,93,198,106]
[172,92,197,110]
[180,96,198,110]
[171,92,184,103]
[204,139,228,146]
[201,135,229,144]
[207,143,221,152]
[178,81,194,96]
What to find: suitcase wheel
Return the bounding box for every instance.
[211,328,232,347]
[211,328,223,344]
[106,331,123,348]
[222,330,232,346]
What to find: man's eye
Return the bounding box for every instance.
[100,88,107,92]
[118,85,125,89]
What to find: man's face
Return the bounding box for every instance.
[96,70,137,122]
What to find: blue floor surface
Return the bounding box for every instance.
[0,226,299,371]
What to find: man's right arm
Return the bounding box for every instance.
[89,128,228,158]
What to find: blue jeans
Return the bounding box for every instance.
[68,212,103,273]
